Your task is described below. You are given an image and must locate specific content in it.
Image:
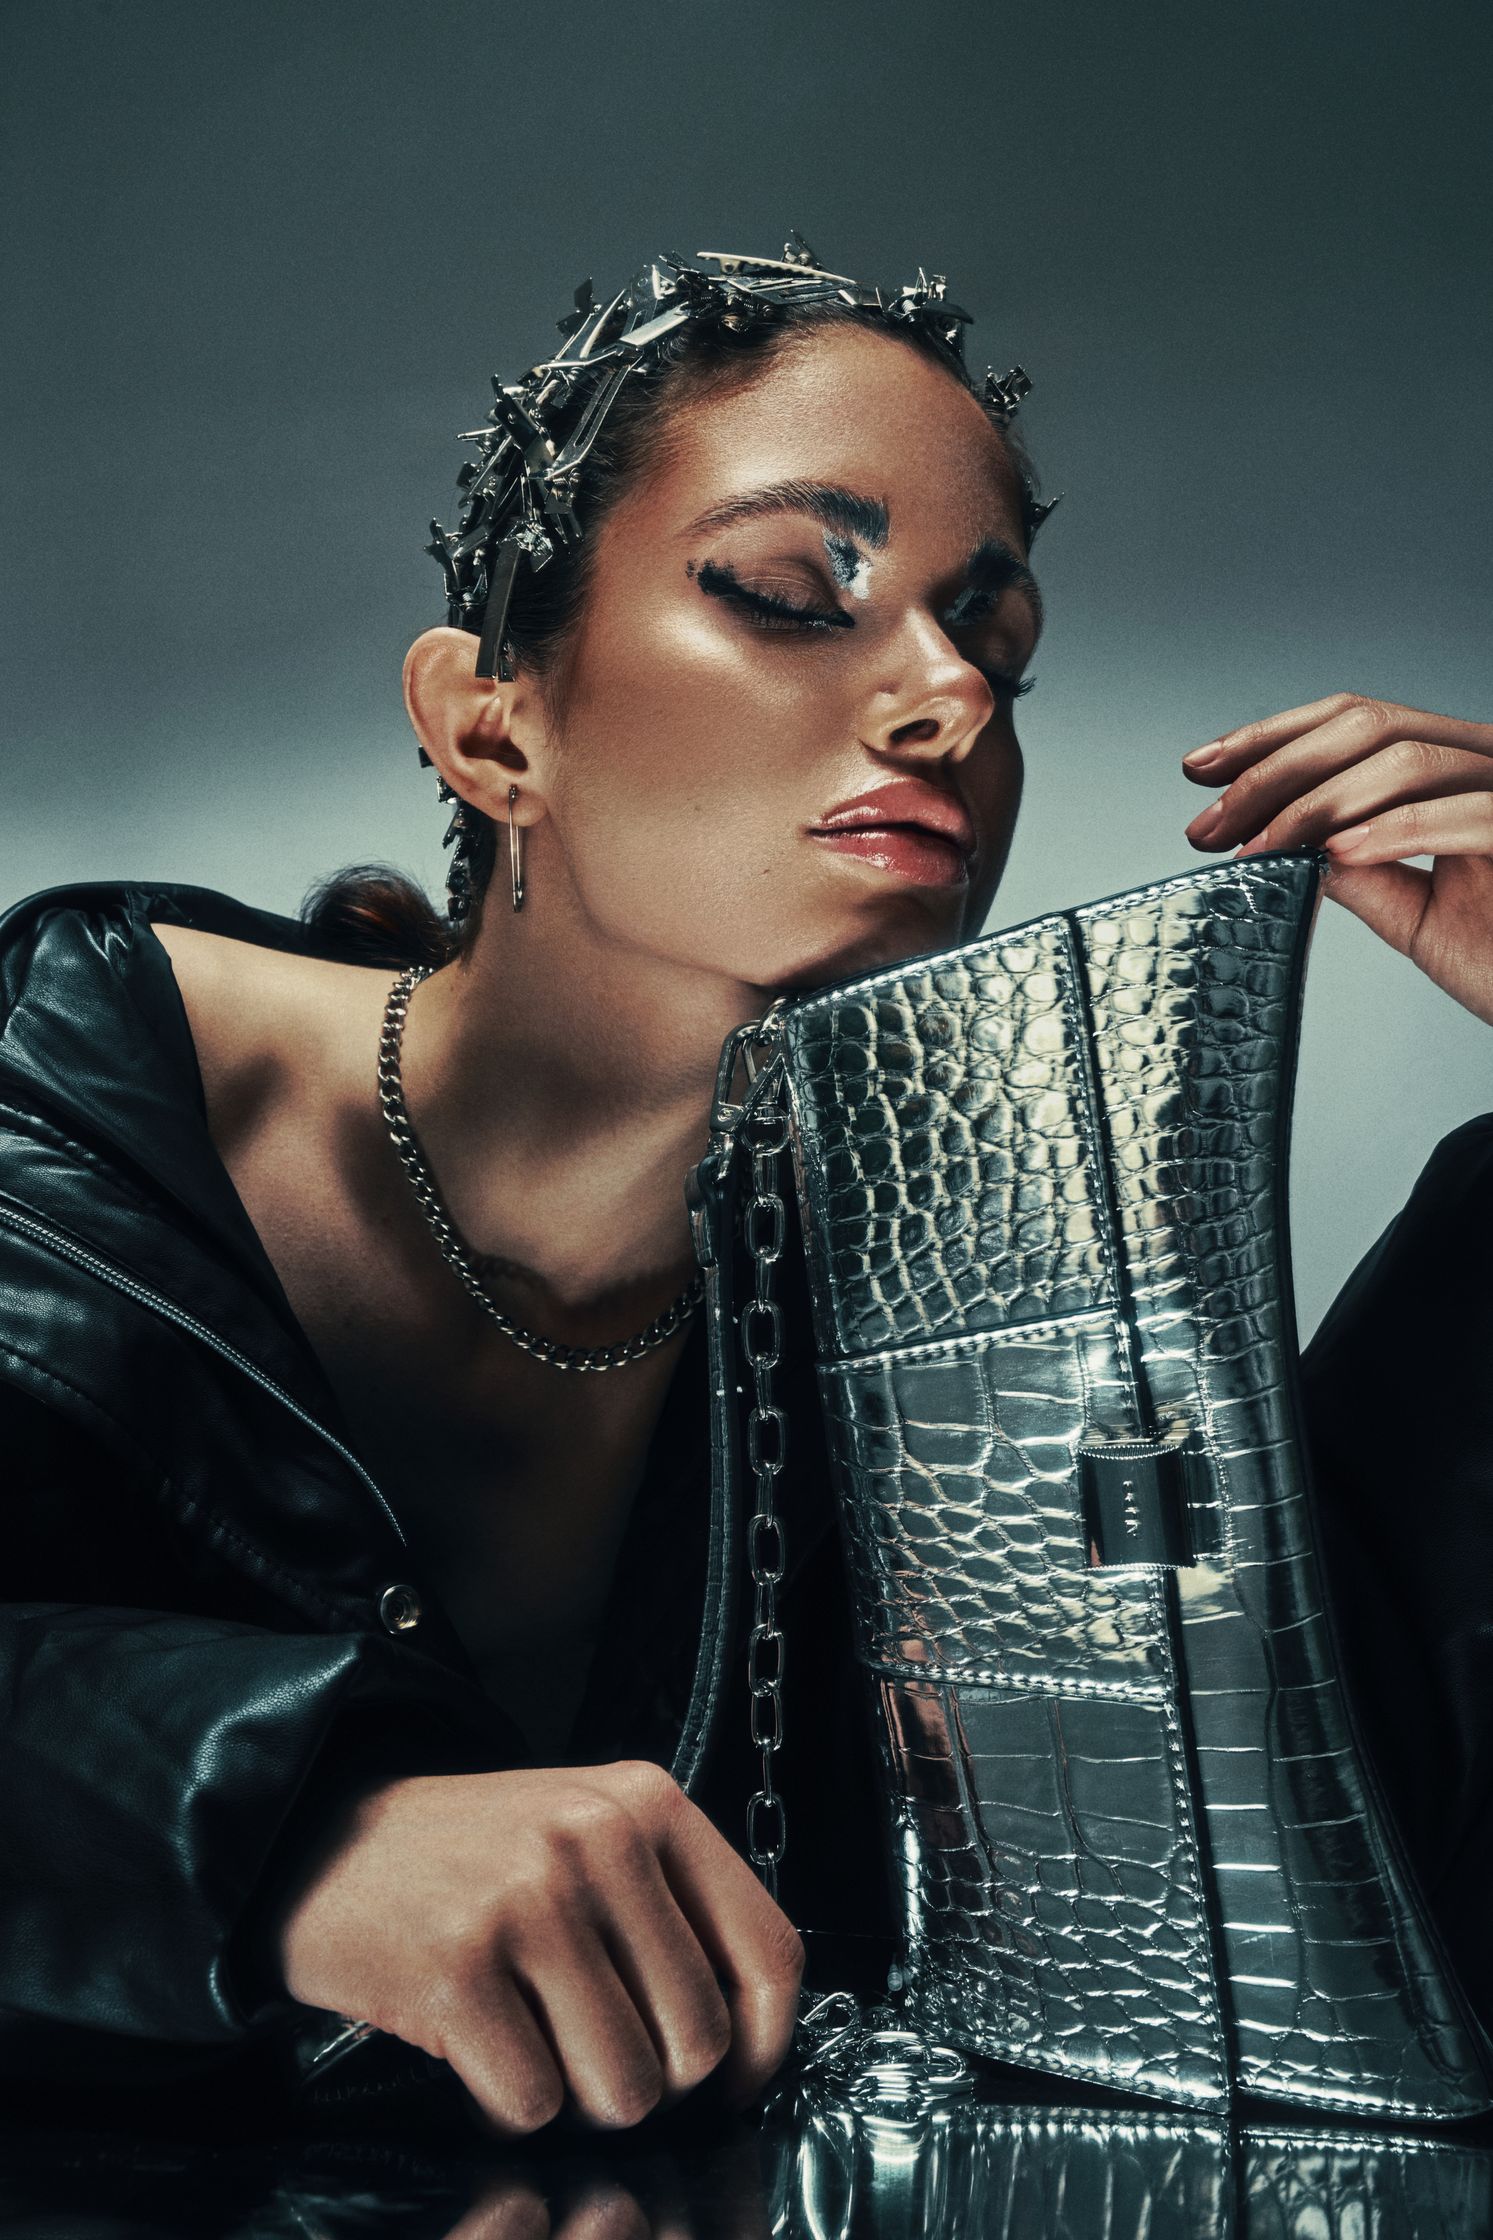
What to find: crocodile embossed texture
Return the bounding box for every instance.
[769,2099,1492,2240]
[784,925,1110,1357]
[770,2105,1231,2240]
[1077,860,1486,2114]
[790,854,1490,2116]
[819,1322,1164,1686]
[883,1677,1226,2100]
[1244,2131,1493,2239]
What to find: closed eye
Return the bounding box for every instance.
[692,557,1035,695]
[979,667,1038,699]
[693,559,853,632]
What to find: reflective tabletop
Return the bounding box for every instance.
[5,2067,1491,2239]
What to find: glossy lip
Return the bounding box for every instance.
[807,777,977,859]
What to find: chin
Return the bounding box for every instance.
[768,896,974,994]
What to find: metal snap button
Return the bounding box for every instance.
[379,1583,422,1634]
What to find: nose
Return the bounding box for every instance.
[861,612,997,765]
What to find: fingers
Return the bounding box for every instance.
[516,1925,667,2130]
[1186,728,1489,856]
[447,2180,653,2240]
[285,1757,802,2141]
[1325,792,1493,863]
[1225,740,1493,858]
[646,1787,804,2104]
[1182,691,1378,781]
[1183,701,1394,843]
[443,2176,554,2240]
[437,1969,568,2138]
[554,2189,654,2240]
[1323,853,1493,1028]
[1180,691,1493,861]
[599,1841,734,2101]
[1321,860,1433,960]
[1182,692,1493,791]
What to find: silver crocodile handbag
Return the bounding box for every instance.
[690,850,1491,2120]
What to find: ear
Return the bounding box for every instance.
[402,627,552,826]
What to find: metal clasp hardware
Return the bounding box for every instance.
[1078,1427,1197,1569]
[708,998,790,1137]
[688,1001,791,1277]
[792,1993,976,2112]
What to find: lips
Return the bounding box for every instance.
[807,779,976,888]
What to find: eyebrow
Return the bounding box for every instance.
[683,483,1042,633]
[953,537,1044,634]
[683,479,891,550]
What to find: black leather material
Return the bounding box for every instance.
[0,877,890,2107]
[0,883,737,2099]
[0,884,509,2086]
[1301,1111,1493,2030]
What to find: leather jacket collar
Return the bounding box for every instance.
[0,878,724,1746]
[0,880,463,1643]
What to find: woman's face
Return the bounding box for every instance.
[536,322,1040,992]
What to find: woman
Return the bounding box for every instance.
[1,242,1489,2136]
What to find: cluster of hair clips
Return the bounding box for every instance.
[424,234,1049,925]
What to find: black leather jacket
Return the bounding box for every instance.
[0,879,1487,2108]
[0,879,884,2112]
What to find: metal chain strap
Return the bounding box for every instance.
[700,1004,971,2114]
[790,1993,974,2113]
[740,1059,792,1899]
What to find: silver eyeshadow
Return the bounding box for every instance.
[823,531,875,601]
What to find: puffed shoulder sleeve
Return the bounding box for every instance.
[1301,1112,1493,2018]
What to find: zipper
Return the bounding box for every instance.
[0,1195,407,1547]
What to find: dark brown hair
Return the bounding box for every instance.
[303,302,1046,966]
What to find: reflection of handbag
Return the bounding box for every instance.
[763,2080,1493,2240]
[690,850,1492,2118]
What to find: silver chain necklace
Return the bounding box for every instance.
[376,965,704,1373]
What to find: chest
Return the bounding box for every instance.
[254,1152,681,1652]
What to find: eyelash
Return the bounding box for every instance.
[697,562,851,634]
[696,561,1037,698]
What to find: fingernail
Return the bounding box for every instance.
[1182,741,1225,770]
[1185,801,1225,845]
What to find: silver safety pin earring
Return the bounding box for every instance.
[508,785,525,912]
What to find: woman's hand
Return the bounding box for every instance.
[1182,692,1493,1027]
[275,1760,804,2135]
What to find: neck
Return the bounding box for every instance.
[395,855,773,1337]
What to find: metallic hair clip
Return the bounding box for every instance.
[982,364,1033,424]
[424,235,1048,927]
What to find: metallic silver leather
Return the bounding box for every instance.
[766,2088,1493,2240]
[764,853,1490,2116]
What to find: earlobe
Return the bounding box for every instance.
[402,626,544,821]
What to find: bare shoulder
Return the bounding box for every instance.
[152,922,392,1152]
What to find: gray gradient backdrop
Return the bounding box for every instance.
[3,0,1489,1334]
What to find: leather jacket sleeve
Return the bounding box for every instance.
[1301,1111,1493,2018]
[0,1378,500,2076]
